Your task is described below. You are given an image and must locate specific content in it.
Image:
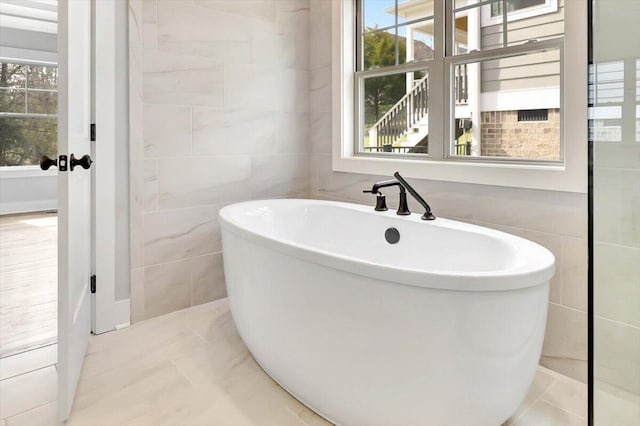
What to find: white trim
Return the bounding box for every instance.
[480,87,560,111]
[0,14,57,33]
[0,46,57,64]
[0,165,56,178]
[114,299,130,329]
[480,0,558,27]
[92,0,116,335]
[331,0,587,193]
[0,199,56,215]
[0,166,57,214]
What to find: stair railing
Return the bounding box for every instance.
[368,75,429,150]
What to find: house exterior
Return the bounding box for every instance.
[368,0,563,160]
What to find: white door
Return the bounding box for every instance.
[56,0,92,420]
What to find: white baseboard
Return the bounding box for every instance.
[114,299,130,329]
[0,199,57,215]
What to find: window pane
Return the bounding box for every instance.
[0,117,57,166]
[506,3,563,47]
[451,48,561,160]
[508,0,546,12]
[453,0,563,54]
[396,0,433,21]
[454,2,504,55]
[27,65,58,90]
[361,70,429,155]
[362,1,435,70]
[364,0,398,29]
[27,90,57,114]
[0,89,26,113]
[0,63,26,89]
[399,23,434,62]
[491,0,546,17]
[364,28,404,70]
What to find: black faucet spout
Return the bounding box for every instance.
[363,179,410,215]
[393,172,435,220]
[363,179,406,195]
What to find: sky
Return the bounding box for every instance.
[364,0,398,29]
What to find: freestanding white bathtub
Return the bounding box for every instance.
[219,199,554,426]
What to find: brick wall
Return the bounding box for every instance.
[480,109,560,159]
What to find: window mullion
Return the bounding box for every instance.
[426,0,447,161]
[502,0,508,47]
[394,0,399,66]
[356,0,363,72]
[24,65,29,114]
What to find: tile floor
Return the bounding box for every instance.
[64,298,588,426]
[3,298,637,425]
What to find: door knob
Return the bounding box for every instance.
[70,154,93,171]
[39,155,57,170]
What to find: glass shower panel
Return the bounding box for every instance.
[592,0,640,424]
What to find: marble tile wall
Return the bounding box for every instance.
[308,0,589,383]
[129,0,310,321]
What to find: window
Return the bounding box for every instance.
[0,62,58,166]
[490,0,548,18]
[332,0,587,192]
[356,0,562,161]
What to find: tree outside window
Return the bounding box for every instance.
[0,62,57,167]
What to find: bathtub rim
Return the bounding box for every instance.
[219,198,555,292]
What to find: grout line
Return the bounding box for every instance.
[548,301,587,314]
[2,400,57,425]
[285,406,311,426]
[593,314,640,330]
[510,375,561,424]
[537,397,587,421]
[594,240,640,250]
[142,251,223,269]
[143,201,229,214]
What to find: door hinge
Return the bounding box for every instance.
[90,123,96,141]
[90,275,96,294]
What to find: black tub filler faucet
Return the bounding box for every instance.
[363,172,435,221]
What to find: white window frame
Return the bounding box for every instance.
[481,0,558,27]
[331,0,587,193]
[0,58,58,172]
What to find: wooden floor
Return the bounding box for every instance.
[0,212,57,358]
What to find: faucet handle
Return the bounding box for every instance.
[363,189,388,211]
[374,194,388,211]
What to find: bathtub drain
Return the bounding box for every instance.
[385,228,400,244]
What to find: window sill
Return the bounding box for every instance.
[332,154,586,193]
[0,165,57,179]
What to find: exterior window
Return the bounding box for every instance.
[355,0,563,162]
[358,0,434,155]
[0,62,58,166]
[490,0,547,18]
